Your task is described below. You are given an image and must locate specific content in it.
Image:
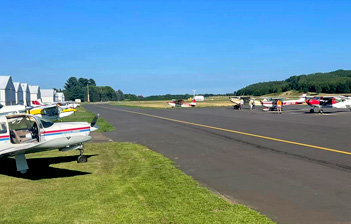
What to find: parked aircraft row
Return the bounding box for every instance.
[0,76,93,174]
[0,99,80,121]
[229,94,351,114]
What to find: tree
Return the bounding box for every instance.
[64,77,83,101]
[64,77,79,90]
[116,89,125,101]
[78,78,89,87]
[315,86,322,94]
[89,79,96,86]
[64,77,115,102]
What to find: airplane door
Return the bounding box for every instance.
[27,116,41,142]
[0,120,10,143]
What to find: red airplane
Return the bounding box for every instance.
[305,96,351,113]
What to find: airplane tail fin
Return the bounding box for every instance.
[32,100,44,106]
[190,99,196,107]
[297,94,307,103]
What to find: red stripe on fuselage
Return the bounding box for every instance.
[0,135,10,139]
[43,126,90,134]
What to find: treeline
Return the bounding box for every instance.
[63,77,236,102]
[236,70,351,96]
[122,93,233,101]
[64,77,118,102]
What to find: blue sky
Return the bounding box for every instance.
[0,0,350,96]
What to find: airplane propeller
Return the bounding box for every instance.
[91,113,99,127]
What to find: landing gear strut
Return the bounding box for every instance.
[77,144,87,163]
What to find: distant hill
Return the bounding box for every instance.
[236,69,351,96]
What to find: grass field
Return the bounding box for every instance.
[0,143,273,224]
[60,107,115,132]
[110,96,234,109]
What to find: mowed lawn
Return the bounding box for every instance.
[60,106,115,132]
[0,142,274,224]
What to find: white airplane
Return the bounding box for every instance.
[229,96,252,109]
[167,99,197,108]
[31,100,76,119]
[0,113,99,174]
[67,101,80,109]
[260,94,306,111]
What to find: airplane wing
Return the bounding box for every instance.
[0,141,46,158]
[0,135,91,158]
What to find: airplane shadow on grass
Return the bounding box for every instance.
[0,155,97,180]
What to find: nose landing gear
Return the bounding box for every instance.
[77,144,87,163]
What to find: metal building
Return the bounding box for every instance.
[20,83,31,106]
[41,89,55,104]
[29,85,41,103]
[55,92,65,102]
[13,82,24,105]
[0,76,16,106]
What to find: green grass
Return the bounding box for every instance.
[0,143,274,224]
[60,107,115,132]
[109,98,235,109]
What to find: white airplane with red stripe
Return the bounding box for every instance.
[260,94,306,110]
[167,99,197,108]
[0,113,99,174]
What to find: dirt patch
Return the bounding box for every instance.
[90,132,114,143]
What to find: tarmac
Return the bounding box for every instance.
[85,103,351,224]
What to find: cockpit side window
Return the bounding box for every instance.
[0,122,7,134]
[40,118,54,128]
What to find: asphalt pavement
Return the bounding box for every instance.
[85,103,351,224]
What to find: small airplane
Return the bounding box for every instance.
[31,100,76,119]
[305,96,351,113]
[29,102,60,120]
[0,101,75,120]
[167,99,197,108]
[66,101,80,109]
[260,94,306,111]
[0,113,99,174]
[229,96,252,109]
[55,101,80,109]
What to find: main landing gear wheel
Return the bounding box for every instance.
[310,109,314,113]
